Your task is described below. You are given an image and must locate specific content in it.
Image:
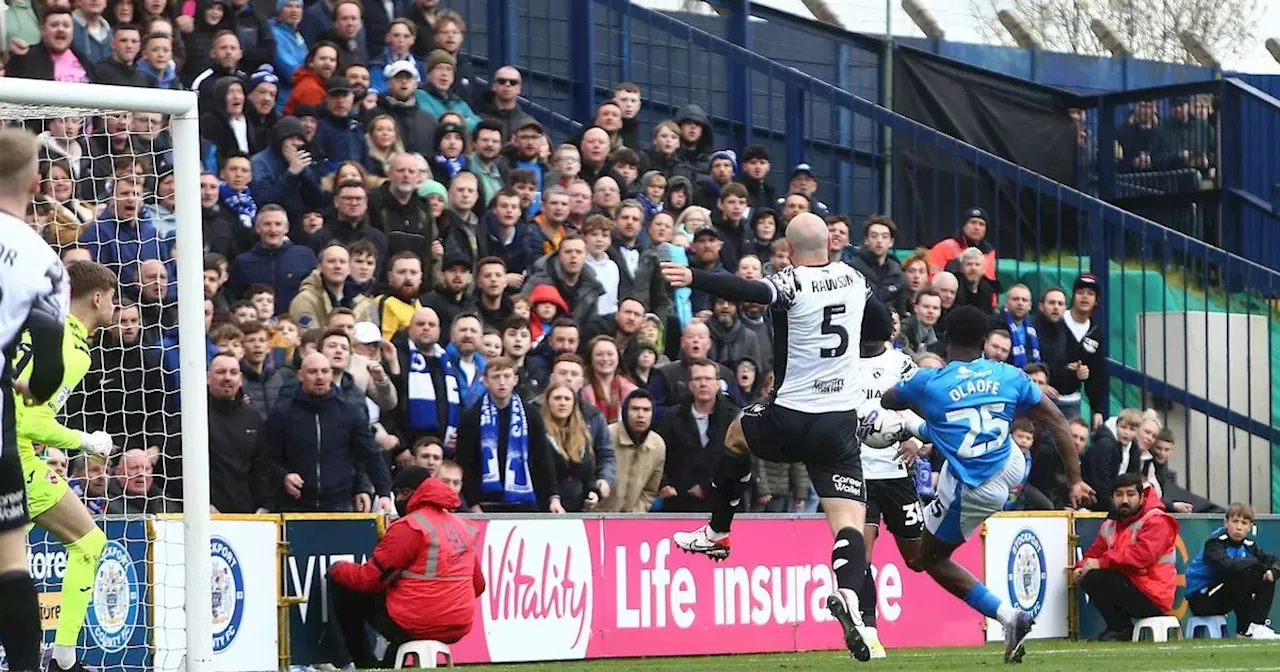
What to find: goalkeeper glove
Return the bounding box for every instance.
[77,431,115,461]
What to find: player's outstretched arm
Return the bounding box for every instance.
[659,263,776,304]
[1028,395,1095,507]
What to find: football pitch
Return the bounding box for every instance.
[451,640,1280,671]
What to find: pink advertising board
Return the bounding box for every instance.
[449,517,985,664]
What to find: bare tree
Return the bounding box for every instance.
[968,0,1259,64]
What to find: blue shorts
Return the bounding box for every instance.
[923,448,1026,544]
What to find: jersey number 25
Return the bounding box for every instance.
[945,403,1010,458]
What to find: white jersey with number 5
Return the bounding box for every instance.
[0,214,69,383]
[760,263,870,413]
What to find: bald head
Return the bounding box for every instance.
[785,212,831,263]
[408,306,441,349]
[299,352,334,396]
[680,319,711,358]
[932,271,959,309]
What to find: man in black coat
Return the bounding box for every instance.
[656,358,739,513]
[646,321,734,421]
[207,352,272,513]
[261,352,392,512]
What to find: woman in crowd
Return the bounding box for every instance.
[366,114,404,177]
[540,382,599,512]
[580,336,637,424]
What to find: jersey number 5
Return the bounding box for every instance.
[945,403,1010,458]
[820,305,849,358]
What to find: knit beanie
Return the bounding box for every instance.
[426,49,456,73]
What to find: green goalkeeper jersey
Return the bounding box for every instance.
[12,313,91,462]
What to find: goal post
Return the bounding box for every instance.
[0,78,212,672]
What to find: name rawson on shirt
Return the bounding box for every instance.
[798,272,857,294]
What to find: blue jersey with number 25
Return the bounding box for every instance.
[892,358,1042,488]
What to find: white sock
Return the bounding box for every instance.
[996,603,1020,628]
[706,526,729,541]
[53,644,77,669]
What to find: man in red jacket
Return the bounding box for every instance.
[327,476,486,668]
[1074,472,1179,641]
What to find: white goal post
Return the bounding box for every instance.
[0,78,212,672]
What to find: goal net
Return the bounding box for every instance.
[0,81,212,672]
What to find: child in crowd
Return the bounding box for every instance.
[478,327,503,360]
[272,314,301,368]
[246,283,277,324]
[750,208,779,259]
[211,323,245,359]
[1186,503,1280,638]
[527,284,568,345]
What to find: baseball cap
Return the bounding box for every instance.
[325,77,353,94]
[790,163,814,178]
[383,60,420,82]
[354,321,382,345]
[692,224,722,240]
[1073,274,1100,294]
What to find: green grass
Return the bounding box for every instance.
[444,640,1280,671]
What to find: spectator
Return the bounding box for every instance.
[737,143,777,212]
[415,49,477,127]
[525,234,605,331]
[1185,503,1280,638]
[469,121,508,205]
[707,298,760,372]
[501,317,542,400]
[200,78,262,169]
[320,0,366,69]
[68,453,109,515]
[953,246,997,312]
[95,22,150,86]
[201,172,246,259]
[611,200,671,321]
[73,0,113,64]
[369,152,439,268]
[370,251,422,339]
[207,351,270,512]
[539,381,598,512]
[477,65,534,142]
[269,0,306,106]
[473,257,514,327]
[646,320,733,418]
[656,357,737,513]
[313,77,369,174]
[9,9,99,82]
[407,435,444,473]
[455,357,560,512]
[251,115,325,223]
[1163,96,1214,174]
[444,312,486,408]
[284,41,338,115]
[238,319,289,416]
[1083,408,1143,511]
[685,224,731,313]
[228,204,318,308]
[428,10,473,103]
[1074,473,1178,641]
[368,19,423,92]
[847,215,906,312]
[601,389,664,513]
[983,328,1011,362]
[1065,274,1107,428]
[245,65,281,137]
[421,257,473,339]
[1117,100,1164,172]
[404,0,438,56]
[531,353,616,494]
[525,318,577,386]
[482,187,534,280]
[214,153,257,232]
[315,182,390,272]
[502,121,550,214]
[228,0,274,72]
[263,352,392,512]
[1148,428,1222,513]
[373,60,437,157]
[928,207,997,283]
[391,306,462,451]
[106,448,178,513]
[190,29,246,106]
[326,476,484,669]
[581,335,637,424]
[437,171,487,263]
[695,151,738,214]
[672,104,713,184]
[900,288,942,356]
[80,176,166,287]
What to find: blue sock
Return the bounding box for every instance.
[964,583,1003,620]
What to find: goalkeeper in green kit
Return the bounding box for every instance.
[12,261,119,672]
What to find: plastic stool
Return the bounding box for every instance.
[1185,614,1228,639]
[393,640,453,668]
[1133,616,1182,642]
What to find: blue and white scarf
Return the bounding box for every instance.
[218,181,257,230]
[478,392,535,506]
[434,153,468,179]
[1003,309,1041,368]
[406,340,461,442]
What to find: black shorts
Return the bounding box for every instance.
[866,477,924,539]
[740,402,864,503]
[0,390,30,532]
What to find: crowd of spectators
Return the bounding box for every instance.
[4,0,1215,516]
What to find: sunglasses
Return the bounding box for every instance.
[495,77,520,86]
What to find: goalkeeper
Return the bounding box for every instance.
[13,260,118,672]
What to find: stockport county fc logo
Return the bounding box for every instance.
[210,536,246,653]
[1008,528,1048,618]
[87,541,139,653]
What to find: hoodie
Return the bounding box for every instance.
[673,104,714,185]
[1082,416,1142,508]
[250,116,325,221]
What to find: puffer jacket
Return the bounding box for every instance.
[329,477,484,642]
[288,268,376,330]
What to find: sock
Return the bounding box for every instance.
[857,567,877,626]
[0,570,42,672]
[55,528,107,653]
[831,527,868,592]
[964,583,1018,626]
[708,450,752,534]
[53,645,76,670]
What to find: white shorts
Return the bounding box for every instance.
[924,449,1026,543]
